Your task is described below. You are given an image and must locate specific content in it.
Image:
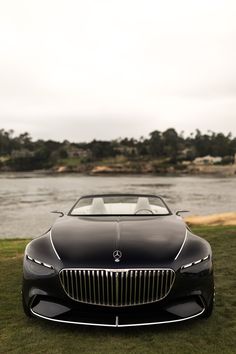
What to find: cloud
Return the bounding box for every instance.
[0,0,236,140]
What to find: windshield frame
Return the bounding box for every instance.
[68,193,172,217]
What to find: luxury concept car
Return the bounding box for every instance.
[22,194,214,327]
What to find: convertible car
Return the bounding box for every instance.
[22,194,214,327]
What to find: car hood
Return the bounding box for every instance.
[51,215,187,268]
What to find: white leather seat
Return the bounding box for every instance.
[134,197,152,213]
[90,198,107,214]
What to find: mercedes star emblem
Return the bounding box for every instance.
[113,250,122,262]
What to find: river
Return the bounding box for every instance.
[0,172,235,238]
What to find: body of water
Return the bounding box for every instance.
[0,172,235,238]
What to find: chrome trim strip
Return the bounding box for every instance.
[60,267,175,271]
[174,229,188,260]
[49,230,61,260]
[31,308,205,327]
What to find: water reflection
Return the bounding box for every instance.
[0,173,235,238]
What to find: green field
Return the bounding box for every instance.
[1,226,236,354]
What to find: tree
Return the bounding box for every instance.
[148,130,163,157]
[162,128,179,162]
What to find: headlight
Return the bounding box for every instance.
[26,255,54,269]
[181,255,210,270]
[24,254,55,277]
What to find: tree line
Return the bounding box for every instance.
[0,128,235,171]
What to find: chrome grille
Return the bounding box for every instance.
[59,269,175,306]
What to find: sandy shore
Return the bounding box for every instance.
[185,212,236,226]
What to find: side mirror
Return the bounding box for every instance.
[176,210,190,216]
[51,210,64,217]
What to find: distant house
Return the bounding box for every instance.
[115,146,137,156]
[67,147,91,159]
[193,155,222,165]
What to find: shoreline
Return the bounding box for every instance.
[1,223,236,240]
[185,212,236,226]
[1,213,235,240]
[0,166,236,177]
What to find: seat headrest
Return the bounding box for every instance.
[134,197,151,213]
[90,198,107,214]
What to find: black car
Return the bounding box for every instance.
[22,194,214,327]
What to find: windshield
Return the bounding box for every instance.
[69,195,171,216]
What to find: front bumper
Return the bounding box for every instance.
[23,261,213,327]
[30,294,205,327]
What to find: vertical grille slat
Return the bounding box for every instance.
[101,270,105,304]
[106,271,109,305]
[161,270,164,299]
[96,270,100,305]
[143,270,147,303]
[70,270,74,299]
[78,270,82,301]
[88,270,91,302]
[83,270,87,302]
[151,270,155,302]
[92,270,96,304]
[134,271,138,305]
[157,270,160,299]
[138,270,142,303]
[147,270,151,302]
[115,272,119,306]
[65,270,69,295]
[110,271,114,306]
[60,268,175,306]
[125,271,128,305]
[129,270,133,305]
[165,270,169,295]
[121,271,124,306]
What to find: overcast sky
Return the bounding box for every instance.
[0,0,236,142]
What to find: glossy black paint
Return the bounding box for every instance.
[51,215,187,267]
[22,194,214,327]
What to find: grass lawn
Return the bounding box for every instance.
[0,226,236,354]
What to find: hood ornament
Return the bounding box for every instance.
[113,250,122,262]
